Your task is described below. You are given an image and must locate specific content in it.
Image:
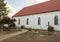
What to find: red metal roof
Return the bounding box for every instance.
[13,0,60,17]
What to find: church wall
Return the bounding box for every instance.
[13,11,60,31]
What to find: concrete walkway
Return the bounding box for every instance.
[0,29,28,41]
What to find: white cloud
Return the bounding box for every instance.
[27,0,50,5]
[6,3,16,18]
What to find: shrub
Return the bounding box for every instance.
[48,26,54,33]
[20,25,25,29]
[33,29,38,32]
[9,23,16,29]
[28,28,32,31]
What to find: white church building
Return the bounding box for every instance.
[13,0,60,30]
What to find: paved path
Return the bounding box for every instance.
[0,29,28,41]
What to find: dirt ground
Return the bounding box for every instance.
[1,30,60,42]
[0,29,19,36]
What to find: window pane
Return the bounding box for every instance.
[18,19,20,24]
[54,16,58,25]
[38,17,40,25]
[27,18,29,25]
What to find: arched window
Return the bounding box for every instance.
[27,18,29,25]
[38,17,40,25]
[54,15,58,25]
[18,19,20,25]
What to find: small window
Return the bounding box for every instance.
[18,19,20,24]
[27,18,29,25]
[54,15,58,25]
[48,22,50,26]
[38,17,40,25]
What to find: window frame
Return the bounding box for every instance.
[18,19,20,25]
[26,18,29,25]
[38,17,40,25]
[54,15,58,25]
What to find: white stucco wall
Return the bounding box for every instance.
[13,11,60,31]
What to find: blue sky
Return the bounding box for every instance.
[5,0,29,11]
[5,0,49,12]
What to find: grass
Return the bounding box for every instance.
[1,30,60,42]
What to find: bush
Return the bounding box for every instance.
[28,28,32,31]
[20,26,25,29]
[33,29,38,32]
[48,26,54,33]
[9,23,16,29]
